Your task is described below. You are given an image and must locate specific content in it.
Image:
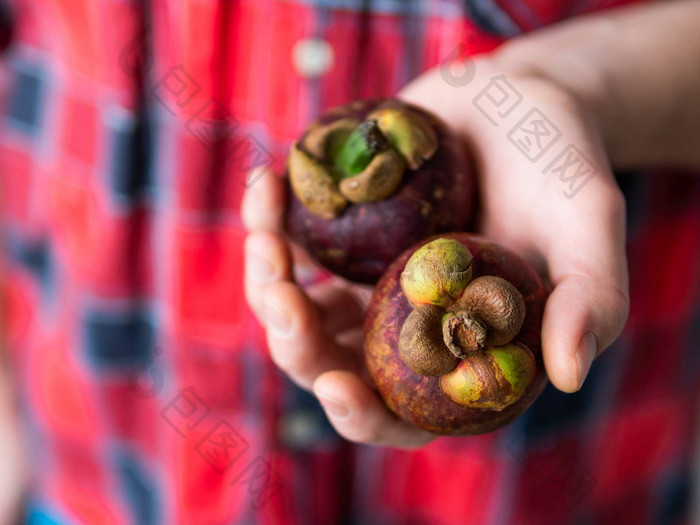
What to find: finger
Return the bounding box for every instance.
[263,282,362,390]
[334,328,364,361]
[306,281,365,335]
[313,371,435,448]
[241,170,286,232]
[398,62,631,394]
[542,274,629,393]
[541,189,629,393]
[244,231,293,321]
[241,167,323,275]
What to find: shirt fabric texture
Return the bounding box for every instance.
[0,0,699,524]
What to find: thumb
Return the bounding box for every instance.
[542,273,630,393]
[541,191,630,393]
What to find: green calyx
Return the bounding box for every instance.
[332,120,388,181]
[289,105,440,216]
[400,238,474,308]
[439,343,536,411]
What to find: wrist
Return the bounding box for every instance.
[490,1,700,168]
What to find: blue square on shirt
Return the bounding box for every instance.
[116,450,159,525]
[83,307,154,370]
[6,64,44,133]
[105,107,153,203]
[654,470,691,525]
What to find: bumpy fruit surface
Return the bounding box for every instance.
[286,98,474,284]
[365,233,549,435]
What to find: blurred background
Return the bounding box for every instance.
[0,0,699,524]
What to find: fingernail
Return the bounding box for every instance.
[263,298,292,337]
[318,394,350,419]
[576,331,598,390]
[247,252,276,282]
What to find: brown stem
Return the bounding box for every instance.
[448,276,526,347]
[442,311,487,358]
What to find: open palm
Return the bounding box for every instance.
[242,56,629,448]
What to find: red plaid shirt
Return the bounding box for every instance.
[0,0,698,524]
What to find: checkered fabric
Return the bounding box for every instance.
[0,0,698,524]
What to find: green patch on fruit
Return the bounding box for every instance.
[439,363,484,406]
[401,238,473,307]
[488,344,534,395]
[440,343,536,412]
[332,120,388,181]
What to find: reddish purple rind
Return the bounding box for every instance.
[286,98,474,284]
[364,233,549,435]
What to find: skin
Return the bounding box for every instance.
[244,0,700,448]
[0,358,26,523]
[287,99,473,284]
[366,234,548,434]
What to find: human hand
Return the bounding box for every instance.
[242,54,629,447]
[398,55,629,394]
[242,172,436,448]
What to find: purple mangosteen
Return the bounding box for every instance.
[285,98,476,284]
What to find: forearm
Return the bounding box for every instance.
[0,255,26,521]
[0,358,26,524]
[495,0,700,168]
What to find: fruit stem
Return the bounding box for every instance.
[332,120,388,180]
[442,310,487,359]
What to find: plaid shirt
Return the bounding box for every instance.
[1,0,698,524]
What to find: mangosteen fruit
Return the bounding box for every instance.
[365,234,549,435]
[286,99,475,284]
